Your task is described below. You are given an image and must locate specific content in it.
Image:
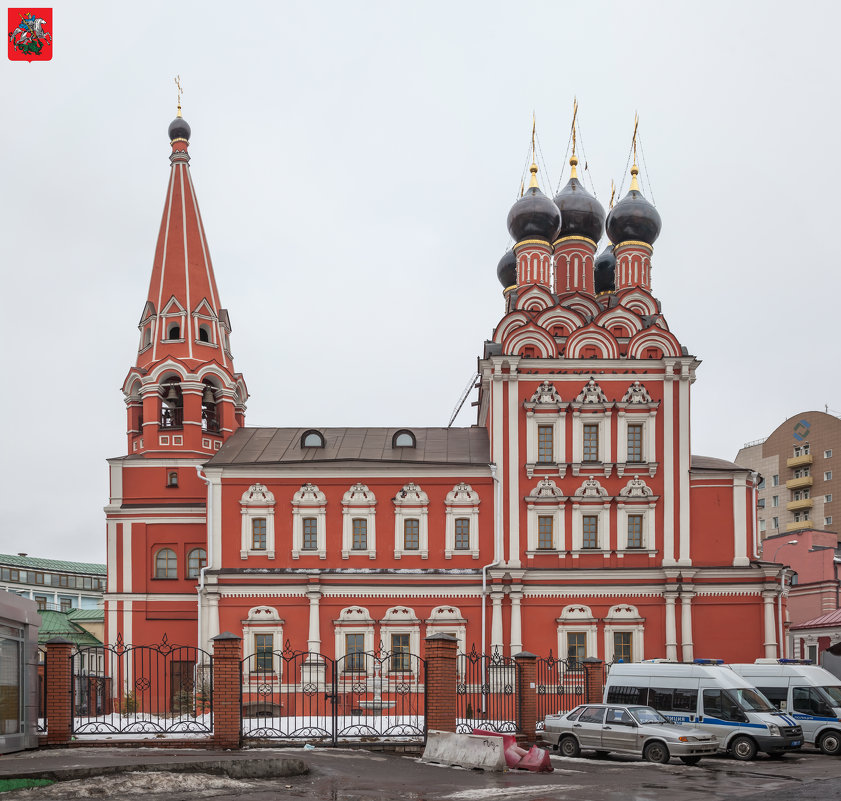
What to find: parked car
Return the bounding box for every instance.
[540,703,719,765]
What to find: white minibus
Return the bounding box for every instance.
[730,660,841,755]
[604,661,803,760]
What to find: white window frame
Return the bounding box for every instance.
[242,606,284,677]
[525,479,565,555]
[825,471,833,481]
[240,484,276,560]
[556,605,598,662]
[571,504,611,555]
[444,483,480,559]
[334,606,375,675]
[616,411,656,468]
[292,483,327,560]
[616,502,657,554]
[825,450,833,458]
[526,412,565,467]
[572,412,612,465]
[341,484,377,559]
[379,606,421,672]
[825,516,833,525]
[426,606,467,662]
[603,605,645,663]
[393,483,429,559]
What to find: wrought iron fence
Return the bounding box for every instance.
[37,647,46,734]
[241,642,425,744]
[456,647,518,733]
[71,634,213,736]
[535,652,588,730]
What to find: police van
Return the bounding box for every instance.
[730,660,841,755]
[603,660,802,760]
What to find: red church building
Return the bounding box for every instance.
[104,110,786,667]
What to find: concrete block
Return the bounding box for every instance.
[421,730,507,771]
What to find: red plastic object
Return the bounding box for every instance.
[471,728,553,772]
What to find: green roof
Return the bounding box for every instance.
[38,611,102,647]
[0,554,105,576]
[65,608,104,623]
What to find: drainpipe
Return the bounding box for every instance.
[750,471,760,559]
[481,463,503,713]
[778,567,788,659]
[195,466,213,657]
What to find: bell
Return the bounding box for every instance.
[202,386,215,404]
[164,384,178,402]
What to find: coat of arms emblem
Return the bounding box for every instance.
[8,8,52,61]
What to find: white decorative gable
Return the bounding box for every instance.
[575,378,608,404]
[558,604,595,621]
[530,478,564,499]
[446,482,480,505]
[381,606,419,623]
[292,483,326,505]
[338,606,373,623]
[343,483,376,506]
[240,483,275,506]
[574,478,608,497]
[619,477,654,497]
[529,381,563,405]
[394,482,429,505]
[621,381,653,404]
[246,605,281,622]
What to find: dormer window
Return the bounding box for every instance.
[301,430,325,448]
[198,325,211,343]
[392,430,416,449]
[167,324,181,340]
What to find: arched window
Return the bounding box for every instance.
[167,324,181,340]
[166,471,178,488]
[201,382,219,433]
[143,327,152,347]
[187,548,207,579]
[160,379,183,429]
[301,430,325,448]
[392,430,416,448]
[198,325,211,343]
[154,548,177,579]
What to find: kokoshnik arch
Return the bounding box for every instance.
[104,107,788,666]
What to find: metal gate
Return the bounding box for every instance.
[535,652,587,730]
[456,648,519,733]
[241,643,426,744]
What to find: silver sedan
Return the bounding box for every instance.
[540,703,719,765]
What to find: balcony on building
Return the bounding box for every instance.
[786,519,813,532]
[786,476,813,490]
[787,453,813,469]
[787,498,813,512]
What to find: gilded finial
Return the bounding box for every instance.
[174,75,183,117]
[528,112,539,188]
[629,112,640,191]
[609,179,616,210]
[569,154,579,180]
[571,97,578,158]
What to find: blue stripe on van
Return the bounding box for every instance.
[701,717,766,729]
[792,713,839,722]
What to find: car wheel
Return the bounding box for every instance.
[559,735,581,758]
[818,730,841,756]
[679,756,701,766]
[643,741,670,764]
[729,735,758,761]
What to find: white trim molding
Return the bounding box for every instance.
[444,482,481,559]
[525,479,566,555]
[334,606,375,675]
[241,605,284,676]
[556,604,598,661]
[291,483,328,560]
[571,479,612,555]
[342,484,377,560]
[616,477,659,555]
[603,604,645,662]
[393,483,429,560]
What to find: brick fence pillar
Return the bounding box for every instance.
[211,632,242,749]
[514,651,537,744]
[44,637,73,746]
[425,633,458,733]
[582,657,604,704]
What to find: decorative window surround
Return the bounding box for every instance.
[603,604,645,662]
[393,483,429,559]
[570,378,613,478]
[525,478,566,556]
[615,405,659,477]
[240,484,276,560]
[342,484,377,559]
[292,483,327,560]
[242,606,284,676]
[570,478,612,556]
[425,605,467,660]
[616,477,659,555]
[379,606,421,670]
[556,604,598,660]
[524,381,568,479]
[334,606,375,674]
[445,483,480,559]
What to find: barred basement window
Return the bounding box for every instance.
[627,424,643,463]
[582,515,599,549]
[537,515,554,549]
[352,519,368,550]
[537,424,554,464]
[302,518,318,550]
[583,424,599,462]
[627,515,643,549]
[454,518,470,550]
[403,519,419,550]
[252,518,267,550]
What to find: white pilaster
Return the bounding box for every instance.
[763,591,778,658]
[732,475,749,566]
[509,590,523,655]
[507,369,521,566]
[664,593,678,661]
[122,523,132,594]
[662,371,675,565]
[680,593,693,662]
[678,365,691,565]
[307,588,322,653]
[491,591,504,654]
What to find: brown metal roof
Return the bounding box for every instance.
[690,455,749,472]
[207,427,491,467]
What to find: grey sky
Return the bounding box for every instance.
[2,1,838,563]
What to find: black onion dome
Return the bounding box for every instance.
[168,115,191,142]
[594,244,616,294]
[497,249,517,288]
[506,169,561,243]
[605,172,661,246]
[553,165,605,243]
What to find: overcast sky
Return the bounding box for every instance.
[2,1,839,564]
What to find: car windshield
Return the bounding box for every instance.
[629,706,669,725]
[820,686,841,707]
[734,688,775,712]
